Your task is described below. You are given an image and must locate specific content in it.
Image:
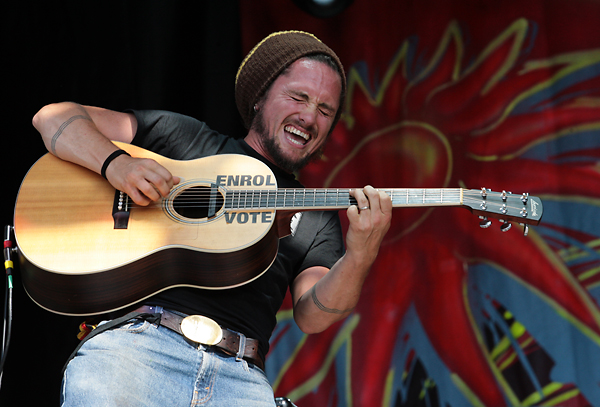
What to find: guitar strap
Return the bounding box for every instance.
[62,311,161,375]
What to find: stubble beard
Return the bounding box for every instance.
[251,109,318,174]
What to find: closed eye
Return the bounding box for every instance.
[287,91,335,117]
[289,92,307,103]
[318,107,332,117]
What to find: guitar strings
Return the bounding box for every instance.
[124,189,531,215]
[126,190,513,204]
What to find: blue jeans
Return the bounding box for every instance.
[61,316,276,406]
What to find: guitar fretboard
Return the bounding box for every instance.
[224,188,464,210]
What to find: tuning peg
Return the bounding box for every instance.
[479,216,492,228]
[500,222,512,232]
[521,223,529,236]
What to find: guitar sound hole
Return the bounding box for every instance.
[172,186,223,219]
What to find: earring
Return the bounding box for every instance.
[254,104,259,112]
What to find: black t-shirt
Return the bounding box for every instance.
[129,110,344,358]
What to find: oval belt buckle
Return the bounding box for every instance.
[180,315,223,346]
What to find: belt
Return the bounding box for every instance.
[132,306,264,371]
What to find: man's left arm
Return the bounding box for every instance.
[291,186,392,334]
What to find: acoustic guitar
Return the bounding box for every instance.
[13,142,543,315]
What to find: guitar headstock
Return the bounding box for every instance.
[463,188,543,235]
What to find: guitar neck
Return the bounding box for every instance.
[225,188,464,211]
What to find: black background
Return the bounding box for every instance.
[2,2,247,405]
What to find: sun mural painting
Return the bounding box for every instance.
[264,18,600,407]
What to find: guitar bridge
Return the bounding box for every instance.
[112,190,130,229]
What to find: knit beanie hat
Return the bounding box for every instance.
[235,30,346,130]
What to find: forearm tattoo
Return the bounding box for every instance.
[50,114,92,155]
[310,285,354,315]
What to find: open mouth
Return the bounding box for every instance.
[284,125,311,146]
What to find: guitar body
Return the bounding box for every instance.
[14,143,279,315]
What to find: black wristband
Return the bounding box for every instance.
[101,149,131,179]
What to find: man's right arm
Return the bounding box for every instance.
[32,102,179,205]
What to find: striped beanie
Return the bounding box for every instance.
[235,30,346,129]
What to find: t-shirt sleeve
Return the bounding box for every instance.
[299,211,345,272]
[128,109,231,159]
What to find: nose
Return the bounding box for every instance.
[298,103,318,127]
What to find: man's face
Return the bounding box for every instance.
[247,57,342,173]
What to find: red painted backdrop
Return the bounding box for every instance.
[241,1,600,406]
